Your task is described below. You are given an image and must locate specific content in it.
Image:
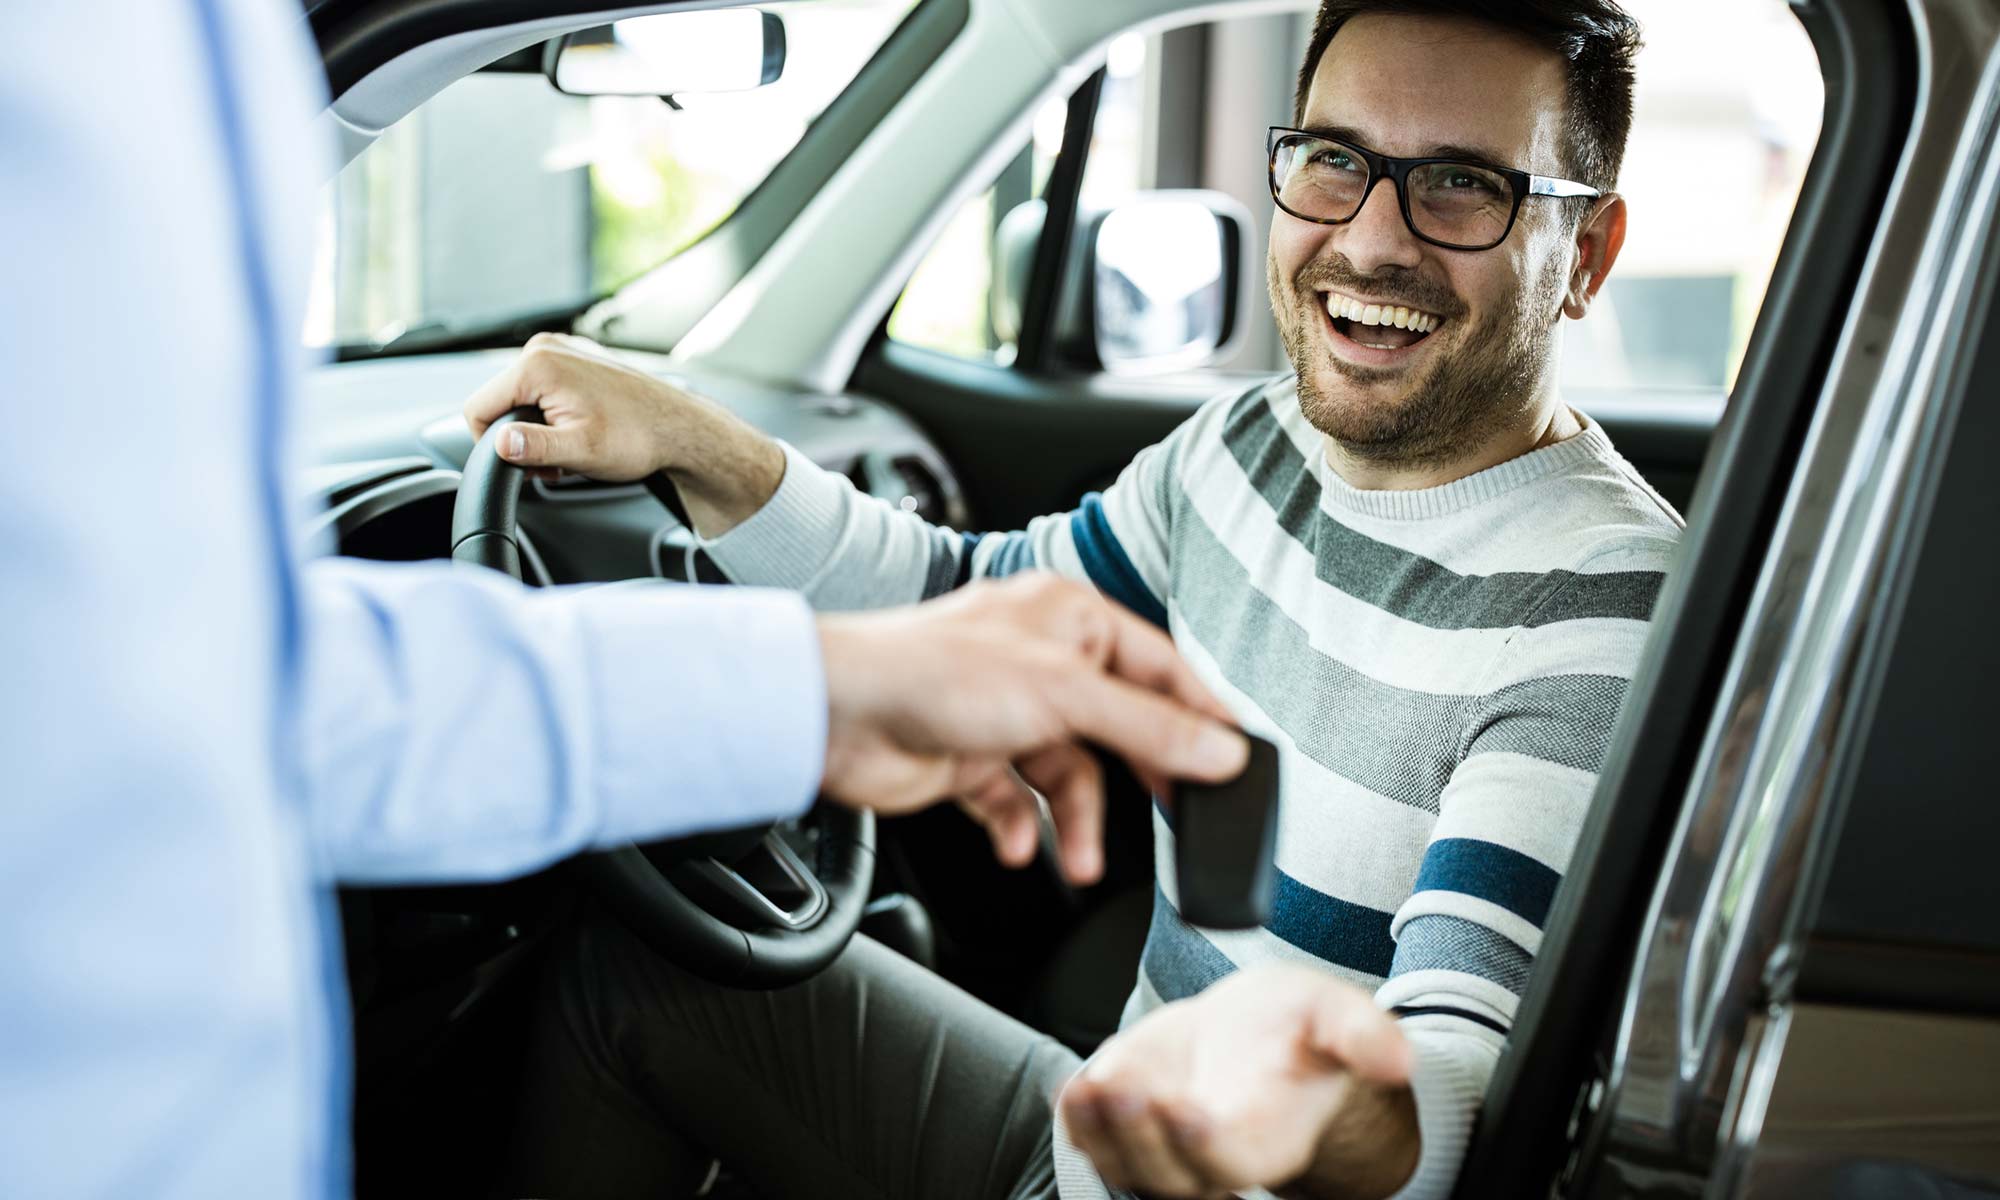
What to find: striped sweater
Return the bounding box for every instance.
[701,376,1682,1199]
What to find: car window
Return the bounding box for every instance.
[887,32,1149,363]
[887,1,1819,395]
[304,0,920,352]
[1563,0,1820,393]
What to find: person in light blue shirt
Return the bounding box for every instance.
[0,2,1248,1197]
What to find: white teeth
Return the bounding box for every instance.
[1323,291,1444,333]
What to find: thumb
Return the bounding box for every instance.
[1306,990,1414,1086]
[493,420,582,469]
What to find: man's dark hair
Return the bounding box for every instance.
[1293,0,1642,193]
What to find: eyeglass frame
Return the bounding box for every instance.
[1265,126,1601,251]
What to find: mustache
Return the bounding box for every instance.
[1292,255,1463,318]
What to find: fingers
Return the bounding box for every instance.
[988,575,1236,729]
[461,333,594,442]
[1014,742,1104,885]
[1060,1077,1145,1192]
[492,419,584,469]
[1095,602,1240,728]
[968,575,1244,788]
[1048,668,1248,787]
[463,360,529,442]
[1306,987,1414,1085]
[1063,1073,1228,1199]
[955,763,1042,868]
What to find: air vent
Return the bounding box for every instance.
[847,452,957,524]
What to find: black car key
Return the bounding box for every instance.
[1172,734,1280,929]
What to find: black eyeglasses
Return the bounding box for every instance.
[1267,127,1600,251]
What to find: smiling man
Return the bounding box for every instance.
[483,3,1680,1198]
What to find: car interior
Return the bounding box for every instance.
[290,0,1954,1194]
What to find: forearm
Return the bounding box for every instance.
[1280,1079,1420,1200]
[654,389,788,538]
[701,440,976,611]
[298,559,823,883]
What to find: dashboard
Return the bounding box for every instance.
[300,346,967,579]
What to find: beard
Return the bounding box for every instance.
[1272,250,1564,470]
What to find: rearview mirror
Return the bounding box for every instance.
[549,10,786,98]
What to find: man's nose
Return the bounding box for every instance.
[1335,178,1426,275]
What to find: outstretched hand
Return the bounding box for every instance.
[1059,963,1419,1199]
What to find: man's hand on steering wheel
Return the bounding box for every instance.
[463,336,1251,886]
[817,573,1248,886]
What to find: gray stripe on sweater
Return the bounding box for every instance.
[1140,885,1239,1003]
[1466,672,1632,769]
[1216,391,1666,629]
[1172,509,1631,811]
[920,526,961,599]
[1392,913,1534,996]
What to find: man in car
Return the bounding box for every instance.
[479,2,1681,1197]
[0,3,1260,1199]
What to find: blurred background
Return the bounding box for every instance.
[308,0,1822,400]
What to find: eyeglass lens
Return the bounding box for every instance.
[1271,134,1515,249]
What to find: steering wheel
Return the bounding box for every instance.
[451,407,874,989]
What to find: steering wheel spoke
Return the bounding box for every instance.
[670,833,830,932]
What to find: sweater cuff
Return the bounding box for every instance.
[1386,1029,1495,1200]
[702,442,850,592]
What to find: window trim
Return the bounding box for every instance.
[1014,68,1106,372]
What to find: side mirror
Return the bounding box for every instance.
[548,10,786,98]
[1087,191,1248,375]
[989,199,1047,347]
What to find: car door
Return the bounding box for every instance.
[1455,0,2000,1194]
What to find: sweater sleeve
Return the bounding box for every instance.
[1375,540,1672,1199]
[696,386,1249,622]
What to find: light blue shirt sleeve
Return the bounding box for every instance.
[0,1,824,1197]
[302,560,825,884]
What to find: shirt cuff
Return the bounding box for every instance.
[1386,1027,1497,1200]
[702,442,851,592]
[575,582,825,841]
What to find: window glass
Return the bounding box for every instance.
[884,2,1818,394]
[886,32,1151,362]
[1561,0,1821,392]
[304,0,918,351]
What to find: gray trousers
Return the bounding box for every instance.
[506,916,1082,1200]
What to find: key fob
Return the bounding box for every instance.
[1172,734,1280,929]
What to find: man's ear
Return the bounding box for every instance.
[1563,194,1627,320]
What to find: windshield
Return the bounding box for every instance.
[305,0,918,352]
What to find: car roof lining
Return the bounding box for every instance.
[320,1,746,169]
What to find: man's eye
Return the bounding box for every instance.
[1442,169,1499,193]
[1310,149,1358,171]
